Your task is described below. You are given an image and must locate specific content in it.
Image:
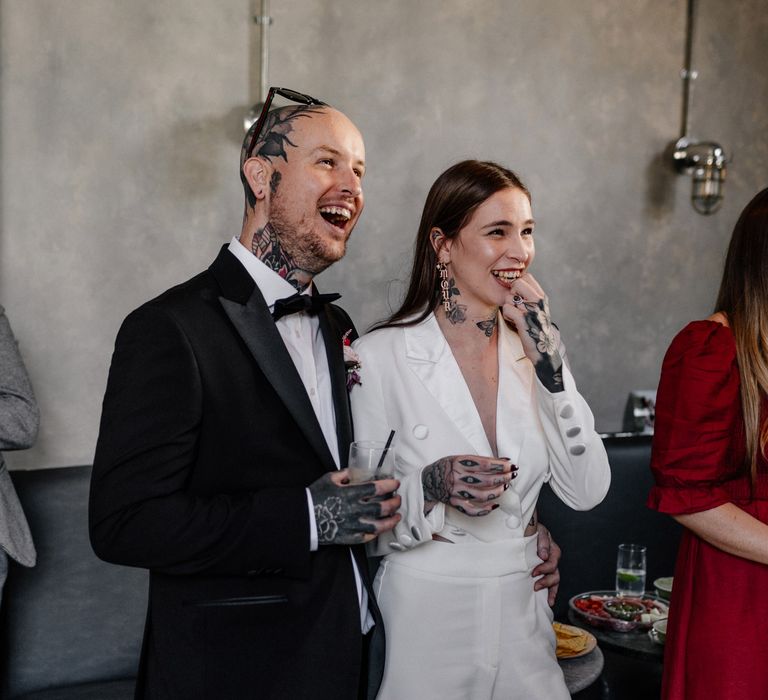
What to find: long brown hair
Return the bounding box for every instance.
[375,160,530,330]
[714,187,768,483]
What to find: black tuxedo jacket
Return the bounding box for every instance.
[90,246,384,700]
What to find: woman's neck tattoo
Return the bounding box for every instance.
[476,316,497,338]
[251,223,311,292]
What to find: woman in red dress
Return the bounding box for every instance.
[648,187,768,699]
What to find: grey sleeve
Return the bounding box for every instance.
[0,306,40,451]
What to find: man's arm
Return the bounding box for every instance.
[532,521,561,606]
[89,304,313,578]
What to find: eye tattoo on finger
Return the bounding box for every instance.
[458,459,479,468]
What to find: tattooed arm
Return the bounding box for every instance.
[421,455,517,516]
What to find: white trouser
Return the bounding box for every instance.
[373,533,569,700]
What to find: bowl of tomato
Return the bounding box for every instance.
[569,590,669,632]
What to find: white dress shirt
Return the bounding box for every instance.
[227,238,373,632]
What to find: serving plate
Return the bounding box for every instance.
[569,590,669,633]
[554,622,597,659]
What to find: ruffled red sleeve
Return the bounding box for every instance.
[647,320,743,514]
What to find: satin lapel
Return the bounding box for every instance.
[318,307,353,467]
[404,314,493,456]
[219,287,337,472]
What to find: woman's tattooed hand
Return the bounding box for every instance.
[501,273,564,393]
[421,455,517,516]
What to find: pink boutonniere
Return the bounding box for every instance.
[342,330,362,390]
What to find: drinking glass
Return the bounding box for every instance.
[615,543,647,597]
[347,441,396,484]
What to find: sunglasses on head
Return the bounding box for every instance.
[244,87,327,160]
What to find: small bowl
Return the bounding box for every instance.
[652,618,668,643]
[569,590,669,633]
[603,599,645,621]
[653,576,673,601]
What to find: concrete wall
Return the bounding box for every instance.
[2,0,767,469]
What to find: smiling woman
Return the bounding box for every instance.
[350,160,610,699]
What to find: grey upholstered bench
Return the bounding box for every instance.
[1,466,145,699]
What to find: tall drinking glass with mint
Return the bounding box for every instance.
[616,543,646,596]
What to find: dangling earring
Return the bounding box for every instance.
[437,261,451,313]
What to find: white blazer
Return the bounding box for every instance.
[350,312,610,558]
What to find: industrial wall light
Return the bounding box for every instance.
[672,138,727,215]
[670,0,727,215]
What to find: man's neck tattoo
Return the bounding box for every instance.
[251,223,311,292]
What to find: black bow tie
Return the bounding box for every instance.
[271,292,341,321]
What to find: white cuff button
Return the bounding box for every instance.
[569,443,586,456]
[559,404,575,419]
[566,426,582,437]
[413,424,429,439]
[505,514,521,529]
[399,534,413,547]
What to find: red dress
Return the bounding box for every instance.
[648,321,768,699]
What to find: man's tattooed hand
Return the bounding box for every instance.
[308,471,401,545]
[421,455,517,516]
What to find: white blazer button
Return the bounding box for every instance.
[570,443,586,456]
[413,424,429,439]
[559,404,575,419]
[566,426,582,437]
[389,542,406,551]
[399,534,413,546]
[505,514,521,529]
[411,526,422,541]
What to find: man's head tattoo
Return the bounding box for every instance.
[240,104,326,207]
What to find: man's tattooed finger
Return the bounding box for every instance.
[458,459,479,468]
[456,505,467,514]
[460,475,482,484]
[489,463,507,472]
[458,490,474,499]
